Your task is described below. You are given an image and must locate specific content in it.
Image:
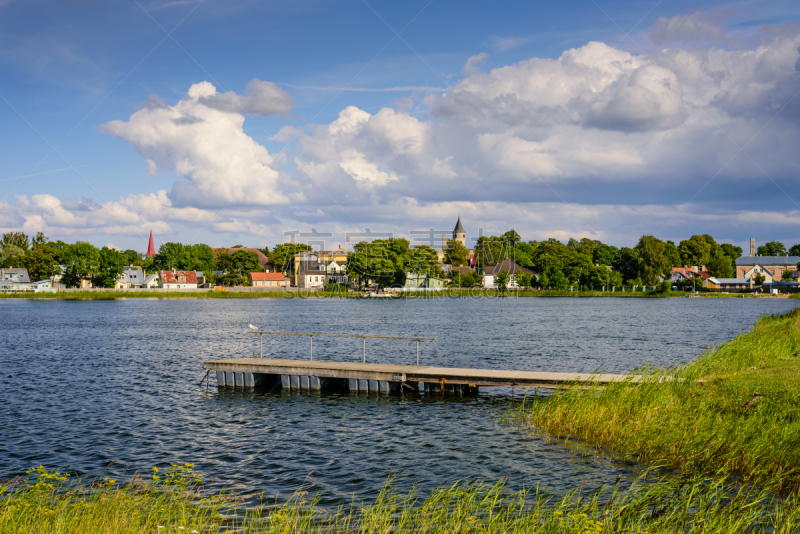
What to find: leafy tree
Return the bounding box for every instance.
[659,280,672,293]
[782,269,795,280]
[583,265,609,288]
[678,235,719,266]
[495,269,510,292]
[61,242,100,288]
[385,237,411,260]
[516,272,533,290]
[593,242,620,266]
[48,241,69,264]
[24,243,60,281]
[474,236,509,269]
[720,244,743,261]
[706,249,734,278]
[614,247,639,283]
[551,270,569,290]
[444,239,469,266]
[635,236,671,285]
[564,254,595,285]
[1,231,30,251]
[406,245,441,278]
[185,244,216,272]
[270,243,312,273]
[664,240,682,267]
[346,241,397,289]
[450,271,479,288]
[537,272,549,289]
[220,250,261,278]
[0,243,26,268]
[789,244,800,257]
[502,230,521,246]
[753,272,765,286]
[124,249,143,266]
[757,241,787,256]
[203,270,217,286]
[514,241,536,268]
[31,232,48,247]
[567,237,595,258]
[153,242,187,271]
[608,270,624,287]
[93,247,126,288]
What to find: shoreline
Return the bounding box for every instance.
[0,289,790,300]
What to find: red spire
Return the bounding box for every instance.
[146,230,156,256]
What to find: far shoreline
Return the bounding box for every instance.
[0,289,794,300]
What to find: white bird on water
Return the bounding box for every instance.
[249,324,259,331]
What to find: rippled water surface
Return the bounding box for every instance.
[1,296,796,503]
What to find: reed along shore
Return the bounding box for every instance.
[508,306,800,492]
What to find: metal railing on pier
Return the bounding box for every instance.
[247,331,435,365]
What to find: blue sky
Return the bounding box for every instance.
[2,0,800,253]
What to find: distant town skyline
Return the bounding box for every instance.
[2,0,800,252]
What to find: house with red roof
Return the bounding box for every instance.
[159,270,198,289]
[249,272,288,288]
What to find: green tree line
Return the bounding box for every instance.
[3,229,799,290]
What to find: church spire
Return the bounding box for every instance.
[145,230,156,257]
[453,215,464,234]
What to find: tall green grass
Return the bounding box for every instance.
[507,307,800,492]
[4,465,800,532]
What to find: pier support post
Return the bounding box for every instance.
[358,379,369,393]
[243,372,255,388]
[290,375,300,390]
[300,376,310,390]
[309,376,322,390]
[379,381,390,394]
[368,380,378,393]
[216,371,226,387]
[281,375,291,390]
[234,372,244,388]
[225,371,235,388]
[348,379,358,392]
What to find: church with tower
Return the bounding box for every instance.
[438,216,474,266]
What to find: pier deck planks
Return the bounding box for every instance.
[203,358,639,389]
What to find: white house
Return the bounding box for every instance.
[743,264,773,284]
[31,279,57,293]
[482,259,535,289]
[116,266,145,288]
[0,268,31,292]
[297,259,328,289]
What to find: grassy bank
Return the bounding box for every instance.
[0,289,689,299]
[507,307,800,492]
[4,465,800,532]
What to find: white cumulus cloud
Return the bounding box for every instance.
[99,81,295,208]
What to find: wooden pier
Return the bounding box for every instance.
[203,357,638,394]
[206,331,639,394]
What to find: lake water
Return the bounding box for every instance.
[0,296,796,504]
